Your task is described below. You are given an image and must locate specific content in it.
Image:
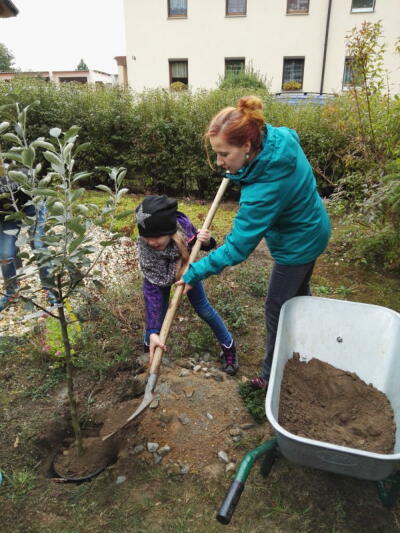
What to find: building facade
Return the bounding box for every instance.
[123,0,400,94]
[0,70,115,85]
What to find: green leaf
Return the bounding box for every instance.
[49,201,64,215]
[49,127,62,138]
[31,139,56,151]
[63,143,74,160]
[68,234,85,253]
[66,218,86,235]
[96,184,113,194]
[116,208,136,219]
[69,188,85,203]
[1,132,22,145]
[75,204,89,215]
[22,146,36,167]
[31,188,58,197]
[8,170,29,186]
[38,176,52,187]
[43,151,63,167]
[72,171,92,183]
[74,142,90,155]
[0,121,10,134]
[116,168,127,185]
[92,279,105,291]
[1,152,23,163]
[64,125,80,141]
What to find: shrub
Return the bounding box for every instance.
[282,81,302,91]
[218,64,268,90]
[170,81,187,92]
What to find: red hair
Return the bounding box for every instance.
[205,95,265,151]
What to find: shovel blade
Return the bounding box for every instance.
[101,373,157,441]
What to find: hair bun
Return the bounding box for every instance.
[237,95,263,113]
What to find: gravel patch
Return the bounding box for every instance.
[0,227,138,337]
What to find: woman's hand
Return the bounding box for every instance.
[175,278,193,294]
[149,333,166,364]
[197,229,211,246]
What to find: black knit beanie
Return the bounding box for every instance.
[135,195,177,237]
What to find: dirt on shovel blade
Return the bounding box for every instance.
[279,353,396,454]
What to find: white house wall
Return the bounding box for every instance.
[124,0,400,94]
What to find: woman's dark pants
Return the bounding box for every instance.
[261,260,315,380]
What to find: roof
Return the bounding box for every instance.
[0,0,18,17]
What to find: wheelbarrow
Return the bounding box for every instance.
[217,296,400,524]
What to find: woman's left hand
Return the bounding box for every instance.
[176,278,192,294]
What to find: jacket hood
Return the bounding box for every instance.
[226,124,299,184]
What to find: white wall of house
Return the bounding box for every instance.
[123,0,400,94]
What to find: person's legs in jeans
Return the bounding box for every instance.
[29,203,59,305]
[187,281,238,375]
[261,261,315,382]
[0,216,21,305]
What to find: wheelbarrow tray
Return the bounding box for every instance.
[266,296,400,481]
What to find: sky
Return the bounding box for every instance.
[0,0,126,74]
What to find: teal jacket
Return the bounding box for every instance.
[183,124,331,286]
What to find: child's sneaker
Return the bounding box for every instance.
[45,289,61,307]
[220,340,239,376]
[0,293,15,312]
[250,376,269,391]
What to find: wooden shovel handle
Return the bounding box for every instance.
[149,177,230,374]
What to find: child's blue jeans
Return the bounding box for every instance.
[0,203,50,296]
[144,281,233,348]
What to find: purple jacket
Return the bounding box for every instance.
[142,212,216,333]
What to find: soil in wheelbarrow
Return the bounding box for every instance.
[279,353,396,454]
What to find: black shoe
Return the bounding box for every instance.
[220,341,239,376]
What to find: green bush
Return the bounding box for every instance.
[218,64,268,90]
[1,79,398,201]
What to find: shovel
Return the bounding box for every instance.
[102,177,230,441]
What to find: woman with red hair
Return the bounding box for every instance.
[179,95,331,390]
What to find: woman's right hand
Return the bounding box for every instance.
[149,333,166,364]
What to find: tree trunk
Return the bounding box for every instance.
[58,299,84,456]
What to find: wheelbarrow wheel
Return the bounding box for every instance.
[376,471,400,507]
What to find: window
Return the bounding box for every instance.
[226,0,246,16]
[168,0,187,17]
[342,57,362,87]
[282,57,304,90]
[351,0,375,13]
[342,57,354,87]
[225,58,245,75]
[169,60,188,86]
[287,0,309,14]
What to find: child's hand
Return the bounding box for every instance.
[149,333,166,364]
[197,229,211,246]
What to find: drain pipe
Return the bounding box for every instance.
[320,0,333,94]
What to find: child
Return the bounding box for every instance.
[135,195,238,375]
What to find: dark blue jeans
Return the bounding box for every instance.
[262,260,315,379]
[144,281,233,347]
[0,203,50,296]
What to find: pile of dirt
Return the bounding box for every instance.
[47,362,266,479]
[279,354,396,454]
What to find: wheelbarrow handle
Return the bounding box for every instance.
[149,177,230,376]
[217,439,277,525]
